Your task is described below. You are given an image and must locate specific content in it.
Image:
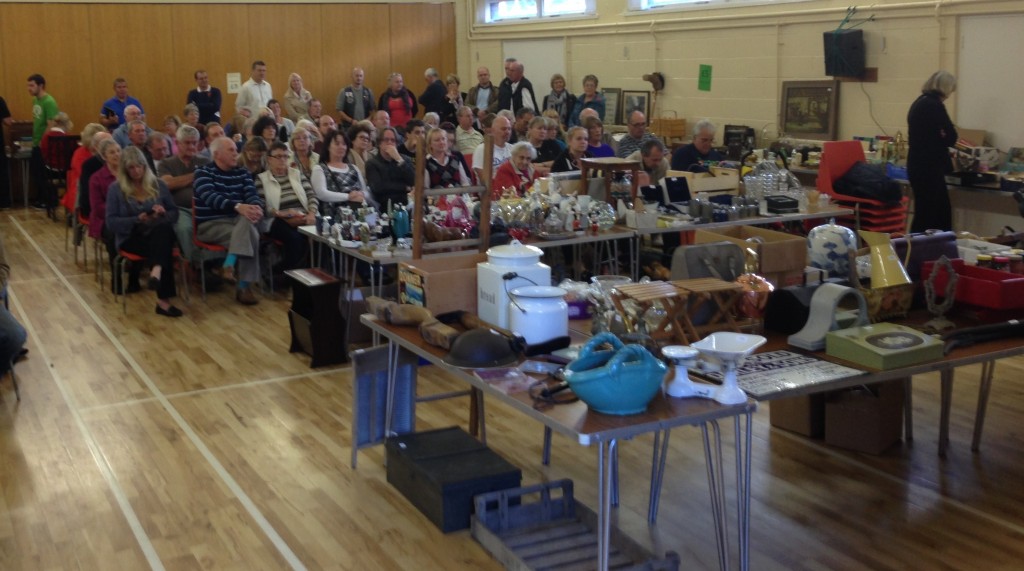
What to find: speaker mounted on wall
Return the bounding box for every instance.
[824,29,866,77]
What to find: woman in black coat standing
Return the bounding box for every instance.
[907,70,958,233]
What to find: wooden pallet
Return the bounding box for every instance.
[472,480,680,571]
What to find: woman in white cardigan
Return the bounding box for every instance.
[255,141,318,272]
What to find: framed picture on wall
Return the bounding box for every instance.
[620,91,651,125]
[780,80,839,140]
[600,88,621,125]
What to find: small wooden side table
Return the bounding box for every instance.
[286,268,347,367]
[580,157,641,204]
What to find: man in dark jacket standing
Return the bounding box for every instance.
[418,68,447,118]
[498,59,538,114]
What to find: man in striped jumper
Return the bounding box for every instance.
[194,137,265,305]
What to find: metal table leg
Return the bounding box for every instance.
[939,368,954,456]
[702,420,729,571]
[971,360,996,452]
[648,428,671,524]
[596,439,617,571]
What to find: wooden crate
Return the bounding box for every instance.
[472,480,680,571]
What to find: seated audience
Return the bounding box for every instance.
[112,106,149,148]
[63,123,108,215]
[366,127,415,207]
[0,235,27,376]
[314,114,337,154]
[158,125,211,262]
[199,122,225,159]
[491,142,538,200]
[194,137,266,305]
[550,126,593,173]
[283,73,312,122]
[310,129,370,211]
[424,128,470,190]
[268,99,295,142]
[145,132,172,172]
[253,115,279,149]
[513,107,534,143]
[105,147,182,317]
[162,115,181,155]
[90,139,123,291]
[471,115,513,181]
[256,141,317,272]
[398,119,426,159]
[440,122,474,185]
[627,139,669,186]
[568,75,605,127]
[455,105,483,156]
[671,119,723,172]
[288,128,319,182]
[182,104,201,128]
[305,98,324,124]
[40,112,73,159]
[238,137,268,176]
[76,132,113,221]
[423,112,440,130]
[525,116,560,174]
[616,110,661,159]
[582,116,614,158]
[346,122,375,178]
[541,112,567,149]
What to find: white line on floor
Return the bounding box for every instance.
[13,217,308,571]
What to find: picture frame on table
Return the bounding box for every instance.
[620,91,650,125]
[780,80,839,141]
[600,88,621,125]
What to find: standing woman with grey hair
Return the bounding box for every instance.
[377,73,418,130]
[907,70,958,232]
[105,146,182,316]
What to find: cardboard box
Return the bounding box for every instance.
[666,167,740,194]
[769,394,826,438]
[399,253,486,316]
[694,225,807,275]
[825,380,905,454]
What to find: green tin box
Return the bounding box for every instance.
[825,323,944,370]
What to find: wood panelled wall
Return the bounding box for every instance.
[0,2,456,131]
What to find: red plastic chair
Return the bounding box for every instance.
[114,250,146,315]
[817,140,909,233]
[192,200,228,300]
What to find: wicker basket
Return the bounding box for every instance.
[849,247,914,322]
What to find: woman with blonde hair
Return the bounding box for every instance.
[105,146,182,316]
[288,127,319,182]
[283,72,313,122]
[239,136,268,176]
[63,122,107,213]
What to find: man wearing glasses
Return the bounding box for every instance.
[366,127,415,207]
[616,110,663,159]
[671,118,723,172]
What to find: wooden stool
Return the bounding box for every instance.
[671,278,744,342]
[608,281,690,346]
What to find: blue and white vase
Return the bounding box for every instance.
[807,220,857,278]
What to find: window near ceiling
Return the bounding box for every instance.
[484,0,593,23]
[631,0,812,12]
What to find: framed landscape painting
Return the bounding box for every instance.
[780,80,838,140]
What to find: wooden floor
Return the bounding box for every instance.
[3,208,1024,570]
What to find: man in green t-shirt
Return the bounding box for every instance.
[27,73,58,210]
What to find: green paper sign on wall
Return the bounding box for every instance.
[698,64,713,91]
